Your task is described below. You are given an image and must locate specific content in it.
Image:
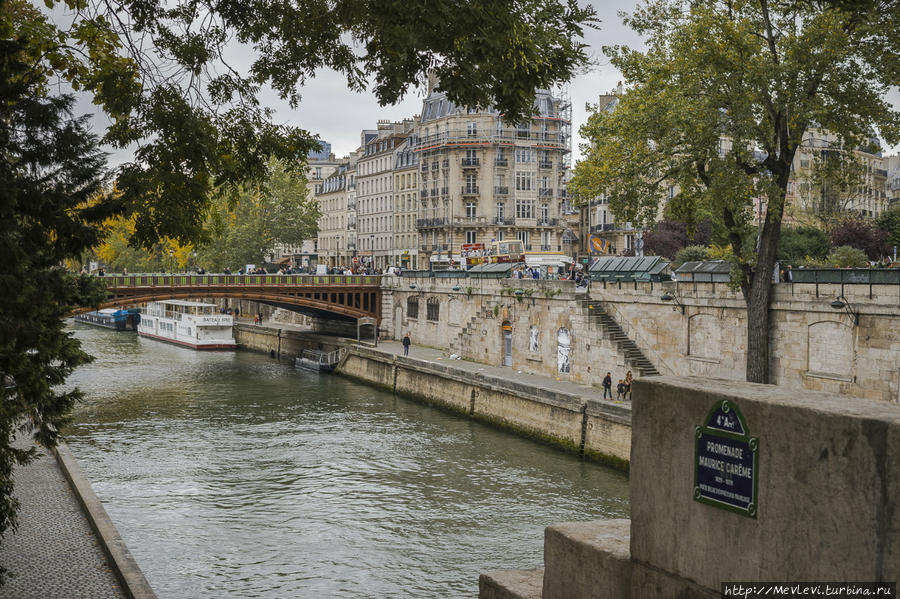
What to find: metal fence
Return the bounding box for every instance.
[790,269,900,285]
[103,274,382,287]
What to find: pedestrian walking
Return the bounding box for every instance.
[257,311,263,326]
[254,314,259,326]
[602,372,613,400]
[402,333,411,356]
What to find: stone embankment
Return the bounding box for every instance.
[336,343,632,470]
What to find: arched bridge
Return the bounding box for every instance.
[73,274,383,322]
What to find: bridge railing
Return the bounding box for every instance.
[102,274,383,287]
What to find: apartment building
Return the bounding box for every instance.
[316,152,359,268]
[887,155,900,207]
[357,120,416,269]
[414,80,572,265]
[785,128,890,224]
[393,138,420,269]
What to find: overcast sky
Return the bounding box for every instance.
[70,1,898,164]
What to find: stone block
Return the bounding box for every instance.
[479,569,543,599]
[630,561,718,598]
[630,377,900,590]
[542,519,631,599]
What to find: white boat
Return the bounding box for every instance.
[137,300,236,350]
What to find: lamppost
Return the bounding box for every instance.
[660,292,685,314]
[829,295,859,326]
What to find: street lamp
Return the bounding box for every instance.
[829,295,859,326]
[660,292,685,314]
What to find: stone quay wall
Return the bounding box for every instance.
[337,346,632,469]
[233,324,342,358]
[382,277,900,402]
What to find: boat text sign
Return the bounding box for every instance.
[694,400,759,518]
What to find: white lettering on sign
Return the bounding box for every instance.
[705,440,743,460]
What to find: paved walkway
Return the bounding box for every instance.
[0,439,124,599]
[265,318,630,406]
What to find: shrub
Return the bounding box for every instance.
[831,219,890,260]
[673,245,709,266]
[777,226,830,264]
[825,245,869,268]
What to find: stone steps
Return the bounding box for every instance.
[580,299,660,377]
[477,520,632,599]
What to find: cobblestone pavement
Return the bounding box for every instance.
[0,439,125,599]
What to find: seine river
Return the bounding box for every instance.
[65,324,629,598]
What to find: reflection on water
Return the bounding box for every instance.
[65,323,629,598]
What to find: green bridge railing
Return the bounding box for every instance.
[103,274,383,287]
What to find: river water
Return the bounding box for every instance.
[64,324,629,598]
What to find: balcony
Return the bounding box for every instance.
[442,159,449,169]
[453,216,489,227]
[421,243,449,252]
[416,218,449,228]
[419,191,428,199]
[539,188,553,197]
[537,218,559,227]
[492,216,516,226]
[431,161,439,171]
[515,218,537,227]
[462,158,480,167]
[440,186,449,196]
[420,163,428,172]
[540,244,552,251]
[430,188,438,197]
[495,158,509,167]
[590,223,624,233]
[494,186,509,196]
[461,186,479,197]
[539,161,553,169]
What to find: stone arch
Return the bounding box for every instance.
[807,320,853,379]
[687,313,721,360]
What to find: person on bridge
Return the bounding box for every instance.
[402,333,411,356]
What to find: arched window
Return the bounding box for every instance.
[426,297,440,322]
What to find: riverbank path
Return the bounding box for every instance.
[371,339,630,405]
[0,438,125,599]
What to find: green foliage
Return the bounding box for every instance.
[0,40,116,583]
[570,0,899,382]
[777,226,831,264]
[824,246,869,268]
[876,205,900,249]
[673,245,709,266]
[6,0,597,249]
[787,151,866,231]
[196,159,318,271]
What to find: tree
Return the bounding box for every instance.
[674,245,710,267]
[644,218,712,259]
[196,159,318,271]
[876,204,900,250]
[7,0,597,249]
[571,0,899,383]
[0,40,112,583]
[825,245,869,268]
[830,218,891,260]
[777,226,831,264]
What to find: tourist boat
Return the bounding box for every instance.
[137,300,236,350]
[74,308,141,331]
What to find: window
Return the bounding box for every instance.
[516,198,533,218]
[496,203,505,220]
[467,121,478,137]
[466,231,476,244]
[515,171,534,191]
[465,174,478,193]
[515,148,533,163]
[516,231,529,248]
[426,297,440,321]
[517,123,530,139]
[466,202,477,218]
[497,231,504,241]
[541,204,549,222]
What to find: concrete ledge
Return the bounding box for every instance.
[542,519,632,599]
[478,569,543,599]
[54,443,157,599]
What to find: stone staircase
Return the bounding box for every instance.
[580,299,660,377]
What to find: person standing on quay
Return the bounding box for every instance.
[402,333,411,356]
[602,372,612,400]
[624,370,633,401]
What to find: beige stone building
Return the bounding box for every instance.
[784,128,889,225]
[357,121,416,270]
[316,152,359,268]
[414,82,572,265]
[885,154,900,208]
[392,138,421,269]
